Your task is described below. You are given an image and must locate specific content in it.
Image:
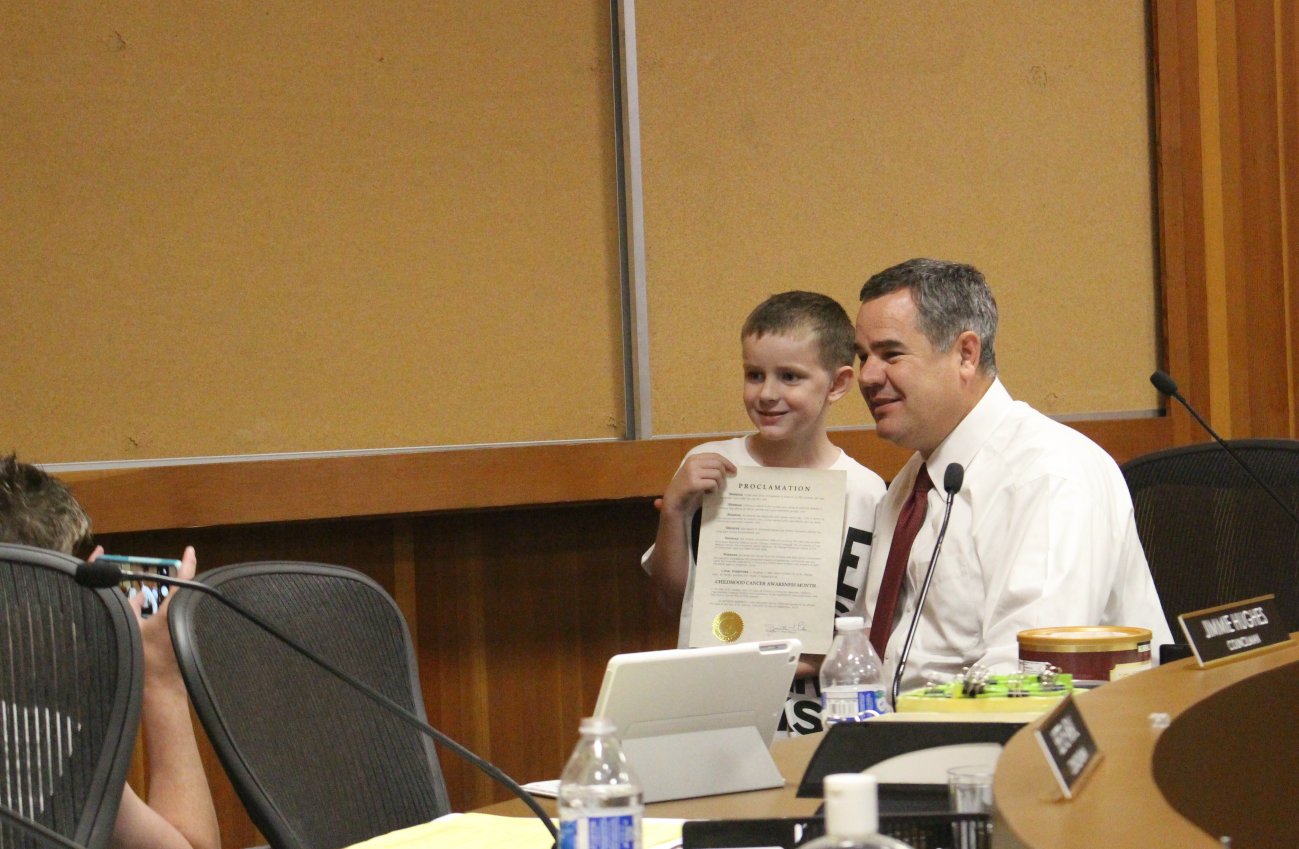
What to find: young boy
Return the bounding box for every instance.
[642,291,886,734]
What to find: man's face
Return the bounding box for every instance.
[854,289,969,456]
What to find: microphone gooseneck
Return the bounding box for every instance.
[889,462,964,707]
[1149,370,1299,527]
[74,564,558,842]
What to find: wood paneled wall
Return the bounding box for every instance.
[1154,0,1299,441]
[64,3,1299,848]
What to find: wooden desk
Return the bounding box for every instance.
[478,731,825,820]
[478,714,1032,822]
[994,636,1299,848]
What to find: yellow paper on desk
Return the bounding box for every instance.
[345,812,684,849]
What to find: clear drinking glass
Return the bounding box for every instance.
[947,764,994,812]
[948,764,994,849]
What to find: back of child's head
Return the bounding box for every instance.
[740,291,855,372]
[0,453,92,555]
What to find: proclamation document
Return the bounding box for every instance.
[687,465,847,653]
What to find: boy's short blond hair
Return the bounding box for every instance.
[741,290,856,372]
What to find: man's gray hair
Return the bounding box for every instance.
[859,258,998,375]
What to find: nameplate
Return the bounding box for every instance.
[1033,695,1101,800]
[1178,595,1291,667]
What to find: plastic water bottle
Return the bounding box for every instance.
[820,616,891,722]
[557,716,643,849]
[799,773,915,849]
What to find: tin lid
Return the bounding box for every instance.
[1017,625,1152,653]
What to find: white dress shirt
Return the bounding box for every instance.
[853,379,1174,694]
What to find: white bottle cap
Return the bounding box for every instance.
[822,773,880,838]
[835,616,866,631]
[579,716,616,735]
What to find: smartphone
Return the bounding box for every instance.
[97,554,181,618]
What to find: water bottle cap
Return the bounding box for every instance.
[823,773,880,837]
[579,716,617,736]
[835,616,865,631]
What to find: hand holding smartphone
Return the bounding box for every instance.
[97,554,182,618]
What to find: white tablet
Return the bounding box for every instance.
[592,639,802,802]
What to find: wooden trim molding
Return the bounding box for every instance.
[1152,0,1299,442]
[1279,0,1299,434]
[67,417,1170,534]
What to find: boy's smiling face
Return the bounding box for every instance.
[741,329,852,446]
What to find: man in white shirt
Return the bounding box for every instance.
[851,259,1172,694]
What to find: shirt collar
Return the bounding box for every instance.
[922,377,1013,484]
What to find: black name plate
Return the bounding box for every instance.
[1178,595,1291,667]
[1033,694,1102,799]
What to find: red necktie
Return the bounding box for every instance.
[869,464,933,658]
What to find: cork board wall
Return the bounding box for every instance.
[637,1,1159,437]
[3,2,624,463]
[4,2,1158,464]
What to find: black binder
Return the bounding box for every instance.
[796,719,1024,799]
[682,813,992,848]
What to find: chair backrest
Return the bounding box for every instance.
[167,562,449,849]
[1122,439,1299,638]
[0,543,142,849]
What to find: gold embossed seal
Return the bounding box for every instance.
[712,611,744,642]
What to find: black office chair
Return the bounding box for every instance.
[1122,439,1299,639]
[0,543,143,849]
[167,562,450,849]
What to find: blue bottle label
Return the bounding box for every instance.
[855,688,887,718]
[559,811,640,849]
[822,685,888,722]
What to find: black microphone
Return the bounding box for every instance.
[889,462,965,707]
[74,562,559,843]
[1150,370,1299,527]
[0,802,86,849]
[75,559,124,588]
